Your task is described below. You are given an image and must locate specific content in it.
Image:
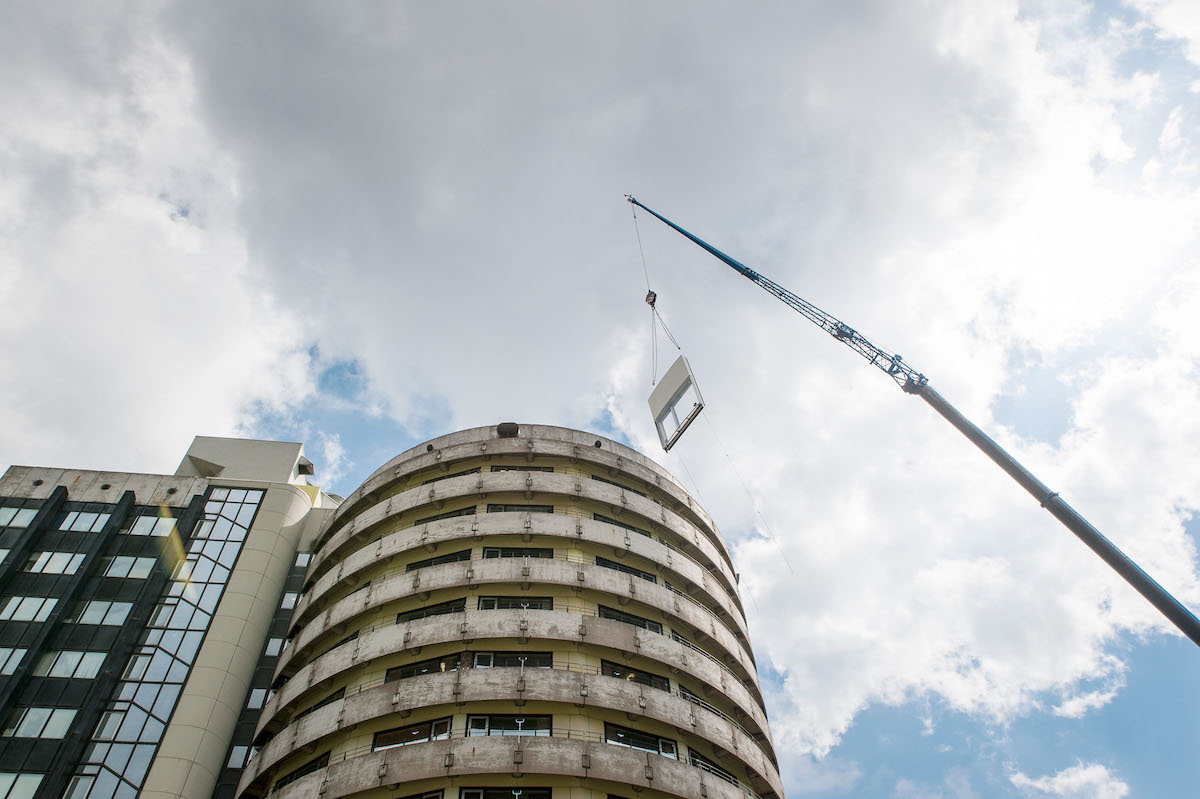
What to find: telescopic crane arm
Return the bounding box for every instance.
[627,195,1200,650]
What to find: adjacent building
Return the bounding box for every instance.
[0,424,784,799]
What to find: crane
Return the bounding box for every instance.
[626,195,1200,650]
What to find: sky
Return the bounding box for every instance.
[2,1,1200,796]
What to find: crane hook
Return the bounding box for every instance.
[645,290,657,308]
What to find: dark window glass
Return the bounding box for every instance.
[406,549,472,572]
[590,475,646,496]
[272,752,328,793]
[490,465,553,472]
[373,716,451,750]
[423,467,481,485]
[593,513,651,538]
[477,596,552,611]
[466,714,551,736]
[604,722,677,758]
[293,688,345,721]
[486,504,554,514]
[414,507,477,526]
[482,547,553,559]
[689,749,737,784]
[397,598,466,624]
[595,555,656,583]
[598,604,662,634]
[387,653,463,682]
[601,659,670,691]
[460,789,551,799]
[474,651,552,668]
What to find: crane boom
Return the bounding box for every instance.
[627,195,1200,650]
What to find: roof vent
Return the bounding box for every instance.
[497,422,520,438]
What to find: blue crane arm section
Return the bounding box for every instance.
[626,195,1200,650]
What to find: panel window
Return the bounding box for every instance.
[598,604,662,634]
[271,752,328,794]
[247,688,267,709]
[688,749,737,785]
[32,650,106,679]
[413,506,477,526]
[69,600,132,626]
[489,465,553,473]
[477,596,552,611]
[125,516,177,537]
[0,773,42,799]
[23,551,86,575]
[227,745,249,769]
[461,790,550,799]
[591,474,646,496]
[0,549,7,564]
[406,549,471,572]
[264,638,284,657]
[466,714,551,737]
[293,687,345,721]
[486,503,553,514]
[280,592,299,610]
[473,651,552,669]
[0,648,27,676]
[2,707,76,738]
[103,556,157,579]
[593,513,651,538]
[423,467,481,485]
[483,547,553,559]
[295,553,313,568]
[386,653,462,682]
[58,511,111,532]
[595,555,656,583]
[601,659,670,692]
[0,508,38,528]
[0,596,57,622]
[372,716,451,750]
[604,722,677,758]
[396,598,466,624]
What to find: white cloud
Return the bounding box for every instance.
[1010,762,1130,798]
[315,431,350,487]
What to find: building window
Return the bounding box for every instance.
[280,592,299,610]
[0,508,38,528]
[604,722,677,758]
[264,638,284,657]
[386,654,462,682]
[372,716,452,750]
[482,547,553,559]
[688,749,737,785]
[406,549,472,572]
[598,604,662,634]
[227,745,249,769]
[591,474,646,496]
[102,556,157,579]
[69,600,132,626]
[601,659,669,691]
[271,752,328,794]
[247,688,267,709]
[423,467,481,485]
[2,707,76,738]
[59,511,111,532]
[595,555,656,583]
[124,516,177,537]
[477,596,552,611]
[474,651,551,669]
[0,596,57,622]
[32,650,106,679]
[23,551,86,575]
[397,598,467,623]
[466,714,551,737]
[295,553,313,567]
[293,687,345,721]
[0,648,27,676]
[489,465,553,472]
[461,790,550,799]
[414,506,477,526]
[593,513,652,538]
[0,773,42,799]
[0,549,8,564]
[486,503,554,514]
